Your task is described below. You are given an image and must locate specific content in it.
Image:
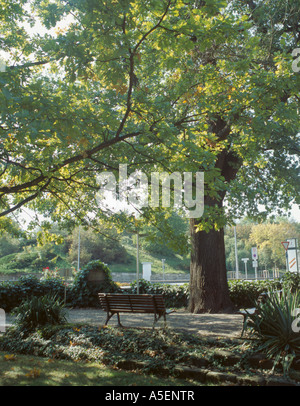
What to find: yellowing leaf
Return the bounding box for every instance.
[25,368,41,378]
[4,354,16,361]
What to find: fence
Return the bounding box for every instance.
[0,269,286,284]
[0,269,73,282]
[0,273,42,282]
[227,269,285,280]
[111,272,190,284]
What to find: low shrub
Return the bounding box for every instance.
[69,260,121,307]
[12,294,68,333]
[0,275,68,312]
[129,279,189,308]
[0,276,40,311]
[247,289,300,376]
[281,272,300,293]
[228,280,281,308]
[128,278,287,310]
[1,266,299,312]
[0,281,25,312]
[41,278,67,302]
[228,273,300,309]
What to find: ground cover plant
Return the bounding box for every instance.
[1,269,300,385]
[1,321,300,386]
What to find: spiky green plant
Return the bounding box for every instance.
[247,289,300,376]
[13,294,68,332]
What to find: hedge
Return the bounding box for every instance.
[228,279,282,308]
[0,263,299,312]
[0,275,67,312]
[0,260,121,312]
[129,277,291,309]
[70,260,121,307]
[129,279,189,308]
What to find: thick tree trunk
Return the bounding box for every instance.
[188,144,242,313]
[189,216,234,313]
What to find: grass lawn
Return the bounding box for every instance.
[0,351,197,386]
[109,241,190,275]
[0,240,190,278]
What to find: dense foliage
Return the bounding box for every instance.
[67,227,129,267]
[0,260,121,311]
[247,289,300,376]
[0,274,66,312]
[129,279,189,309]
[70,260,121,307]
[12,293,68,333]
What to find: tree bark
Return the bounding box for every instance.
[188,147,242,313]
[189,203,234,313]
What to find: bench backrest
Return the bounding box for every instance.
[98,293,166,314]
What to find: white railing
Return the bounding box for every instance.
[227,269,284,280]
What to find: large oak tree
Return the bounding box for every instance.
[0,0,299,312]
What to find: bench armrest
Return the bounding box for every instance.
[238,307,256,315]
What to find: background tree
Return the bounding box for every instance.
[0,231,22,258]
[139,212,189,257]
[225,218,300,272]
[224,228,251,273]
[249,220,300,270]
[67,226,129,267]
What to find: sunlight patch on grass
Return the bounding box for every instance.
[0,351,194,386]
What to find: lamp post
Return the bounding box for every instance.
[77,225,81,272]
[127,222,147,294]
[136,231,140,294]
[162,259,166,284]
[234,226,239,279]
[241,258,249,280]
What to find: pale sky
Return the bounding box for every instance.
[290,204,300,222]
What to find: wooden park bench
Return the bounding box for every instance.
[237,290,283,337]
[98,293,175,328]
[237,292,269,337]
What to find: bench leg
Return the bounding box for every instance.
[163,313,167,330]
[241,314,248,337]
[152,313,158,330]
[152,313,168,330]
[116,313,123,327]
[105,312,123,327]
[105,312,113,326]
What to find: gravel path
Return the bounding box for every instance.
[65,308,244,339]
[5,308,244,339]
